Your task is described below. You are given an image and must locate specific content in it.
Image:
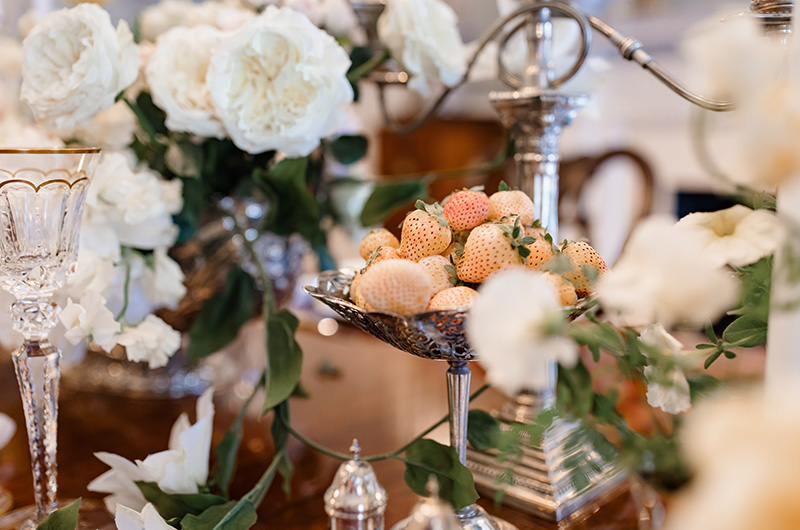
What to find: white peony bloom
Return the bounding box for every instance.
[597,216,739,329]
[377,0,467,96]
[140,248,187,309]
[665,387,800,530]
[21,3,139,130]
[59,293,121,352]
[116,315,181,369]
[641,324,691,415]
[467,269,578,395]
[115,503,174,530]
[207,6,353,156]
[85,152,180,251]
[68,101,137,151]
[90,390,215,513]
[146,26,226,138]
[675,205,784,269]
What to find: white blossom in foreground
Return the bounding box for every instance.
[90,389,215,511]
[597,216,739,329]
[641,324,691,415]
[59,293,121,352]
[146,26,226,138]
[115,503,173,530]
[116,315,181,369]
[467,269,577,395]
[21,3,139,130]
[665,387,800,530]
[378,0,467,95]
[681,12,783,102]
[675,205,784,268]
[207,6,353,156]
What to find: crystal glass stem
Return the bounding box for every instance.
[11,298,60,526]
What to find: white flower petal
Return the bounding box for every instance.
[467,269,576,396]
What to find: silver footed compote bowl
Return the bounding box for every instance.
[0,148,100,530]
[304,269,518,530]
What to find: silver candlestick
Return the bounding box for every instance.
[348,0,792,522]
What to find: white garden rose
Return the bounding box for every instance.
[139,0,253,42]
[70,101,137,151]
[138,0,194,43]
[207,6,354,156]
[21,3,139,130]
[85,152,181,252]
[377,0,467,95]
[146,26,226,138]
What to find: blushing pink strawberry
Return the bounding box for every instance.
[456,223,524,284]
[419,255,456,295]
[488,190,535,226]
[525,238,554,270]
[399,201,452,261]
[427,286,479,311]
[443,190,490,231]
[359,228,400,261]
[562,241,608,298]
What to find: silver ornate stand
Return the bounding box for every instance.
[305,271,517,530]
[347,0,790,522]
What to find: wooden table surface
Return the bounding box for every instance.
[0,320,644,529]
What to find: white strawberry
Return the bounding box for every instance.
[399,201,452,261]
[359,259,433,315]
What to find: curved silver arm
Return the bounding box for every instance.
[588,16,735,112]
[377,1,591,135]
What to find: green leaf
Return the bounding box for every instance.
[467,410,502,451]
[208,451,286,530]
[36,498,81,530]
[137,483,227,521]
[360,179,429,226]
[188,267,258,360]
[180,501,256,530]
[270,401,294,497]
[253,157,320,239]
[498,181,509,191]
[722,314,767,348]
[401,439,479,510]
[328,135,368,165]
[557,361,594,418]
[166,140,204,178]
[262,310,303,412]
[213,382,260,498]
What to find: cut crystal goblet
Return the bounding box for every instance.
[0,148,100,529]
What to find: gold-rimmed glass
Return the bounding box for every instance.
[0,147,99,529]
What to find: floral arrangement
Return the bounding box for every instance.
[13,0,800,529]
